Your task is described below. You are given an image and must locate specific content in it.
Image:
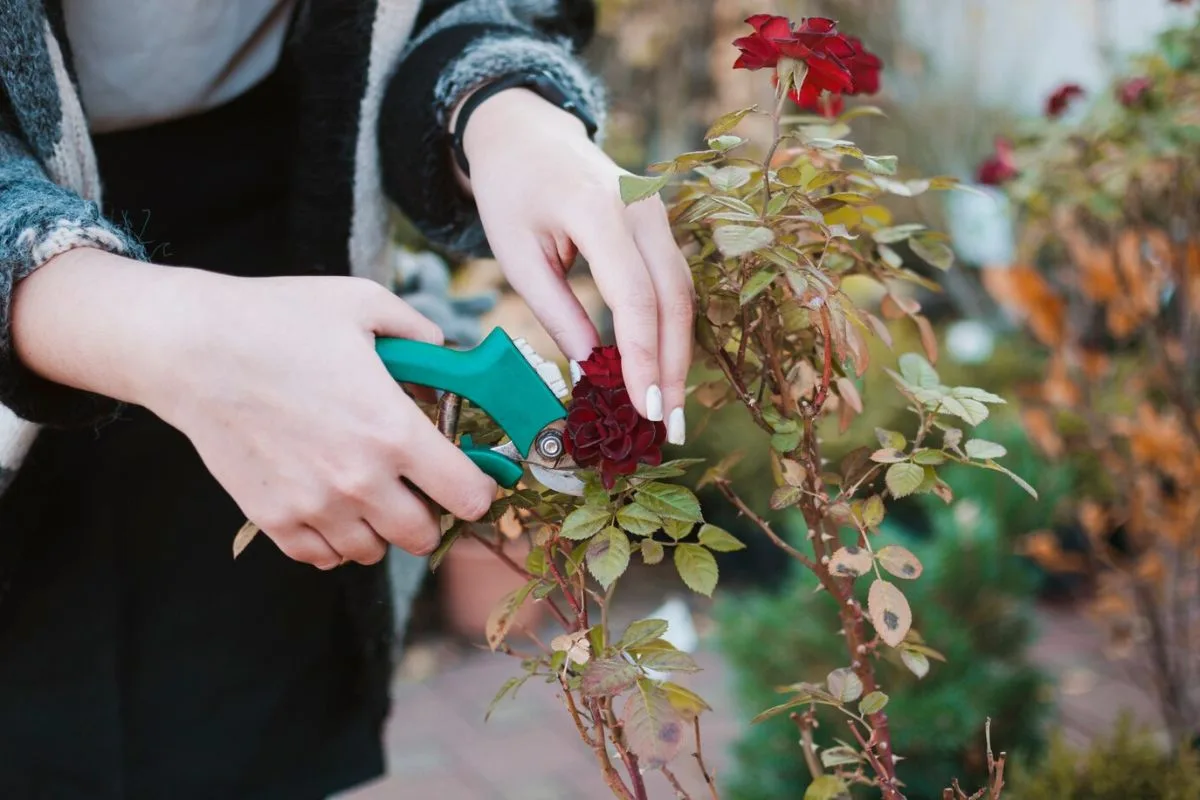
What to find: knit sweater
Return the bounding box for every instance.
[0,0,604,493]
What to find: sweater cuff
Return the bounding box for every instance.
[378,24,606,255]
[1,215,141,427]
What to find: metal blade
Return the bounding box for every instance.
[530,464,586,496]
[512,337,569,400]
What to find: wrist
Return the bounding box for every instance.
[458,87,591,171]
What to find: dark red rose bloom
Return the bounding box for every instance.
[732,14,793,70]
[1118,77,1152,107]
[565,346,666,489]
[976,136,1018,186]
[788,35,882,117]
[1045,83,1085,118]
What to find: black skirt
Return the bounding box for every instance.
[0,71,391,800]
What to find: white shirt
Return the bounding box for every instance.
[63,1,297,133]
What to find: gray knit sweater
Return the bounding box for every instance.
[0,0,603,493]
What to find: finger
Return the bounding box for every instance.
[629,202,694,445]
[270,524,343,570]
[363,481,442,556]
[569,201,663,420]
[488,230,600,361]
[319,517,388,566]
[364,284,445,345]
[400,415,498,522]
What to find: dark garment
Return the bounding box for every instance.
[0,73,389,800]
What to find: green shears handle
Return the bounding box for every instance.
[375,328,567,487]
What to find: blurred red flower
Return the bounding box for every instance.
[1117,77,1152,107]
[790,35,882,117]
[565,346,666,489]
[1045,83,1085,118]
[976,136,1018,186]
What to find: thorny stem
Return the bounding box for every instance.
[715,479,816,570]
[792,710,824,780]
[848,719,903,800]
[662,766,694,799]
[545,541,585,623]
[810,304,835,414]
[468,529,573,630]
[761,88,789,219]
[583,696,637,800]
[692,717,720,800]
[602,697,650,800]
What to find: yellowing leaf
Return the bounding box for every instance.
[674,543,719,596]
[705,105,756,139]
[875,428,906,450]
[586,527,631,589]
[876,545,923,580]
[641,538,665,565]
[862,495,885,528]
[867,579,912,647]
[828,546,873,578]
[560,506,611,540]
[770,485,802,509]
[901,649,931,679]
[804,775,850,800]
[698,523,746,552]
[622,684,686,769]
[661,681,712,718]
[826,667,863,702]
[486,581,536,651]
[859,690,889,715]
[886,462,924,498]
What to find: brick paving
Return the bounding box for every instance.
[339,599,1159,800]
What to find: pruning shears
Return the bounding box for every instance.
[375,328,586,497]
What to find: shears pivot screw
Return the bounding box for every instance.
[535,429,565,460]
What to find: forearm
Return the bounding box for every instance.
[10,247,206,411]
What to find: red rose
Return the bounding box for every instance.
[1045,83,1085,118]
[565,346,666,489]
[1118,77,1152,107]
[976,136,1018,186]
[789,35,882,117]
[732,14,793,70]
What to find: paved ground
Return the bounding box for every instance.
[340,600,1159,800]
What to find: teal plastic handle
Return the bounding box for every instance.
[460,436,525,488]
[375,327,566,458]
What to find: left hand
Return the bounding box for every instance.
[459,88,693,445]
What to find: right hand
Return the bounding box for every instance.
[12,250,498,569]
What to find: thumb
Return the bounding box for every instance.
[368,289,445,346]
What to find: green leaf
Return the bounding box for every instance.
[581,658,640,698]
[912,448,947,465]
[641,538,665,565]
[619,171,672,205]
[661,681,712,718]
[617,503,662,536]
[698,524,746,552]
[714,225,775,257]
[619,618,670,649]
[805,775,850,800]
[859,691,889,716]
[428,520,463,572]
[965,439,1008,459]
[709,166,752,191]
[820,745,861,768]
[560,506,612,541]
[901,649,931,679]
[910,235,954,270]
[939,395,990,426]
[982,461,1039,499]
[872,223,926,244]
[862,154,898,175]
[771,429,802,453]
[586,528,631,589]
[876,545,923,580]
[662,518,694,541]
[674,543,719,597]
[740,269,777,304]
[951,386,1007,404]
[705,105,756,139]
[752,697,812,724]
[637,482,702,522]
[638,649,701,673]
[875,428,906,450]
[622,684,686,769]
[708,134,745,152]
[632,458,707,481]
[484,674,529,722]
[885,462,924,499]
[898,352,940,388]
[867,579,912,647]
[525,545,547,576]
[826,667,863,703]
[770,485,802,510]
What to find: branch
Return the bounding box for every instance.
[662,766,695,799]
[600,698,650,800]
[468,529,573,630]
[691,717,721,800]
[715,479,816,570]
[809,304,835,414]
[792,710,824,780]
[848,720,904,800]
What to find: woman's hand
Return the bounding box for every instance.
[460,88,693,445]
[12,249,498,568]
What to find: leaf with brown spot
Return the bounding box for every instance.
[486,581,536,651]
[829,546,873,578]
[867,579,912,647]
[876,545,923,580]
[621,683,686,769]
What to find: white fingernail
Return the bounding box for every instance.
[569,360,583,386]
[667,407,686,445]
[645,385,664,421]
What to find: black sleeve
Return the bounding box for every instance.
[378,0,604,255]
